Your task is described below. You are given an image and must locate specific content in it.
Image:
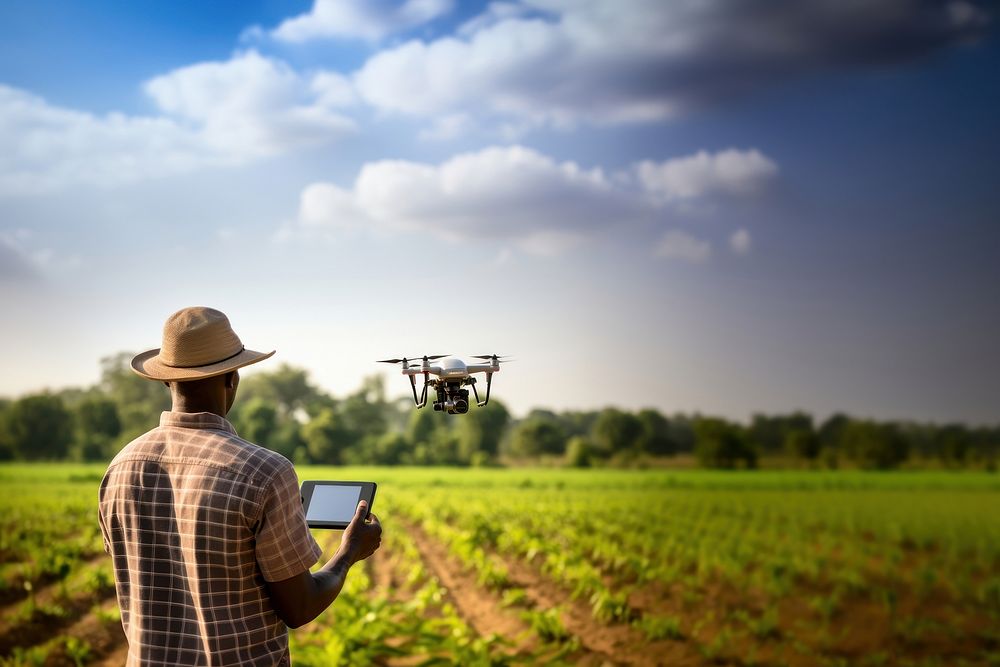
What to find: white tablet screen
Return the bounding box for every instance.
[306,485,362,523]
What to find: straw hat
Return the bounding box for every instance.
[131,307,275,382]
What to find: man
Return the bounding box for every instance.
[99,306,382,666]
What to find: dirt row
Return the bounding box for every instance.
[387,517,705,667]
[0,557,125,666]
[379,518,998,667]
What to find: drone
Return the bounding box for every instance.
[376,354,510,414]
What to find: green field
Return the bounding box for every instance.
[1,464,998,666]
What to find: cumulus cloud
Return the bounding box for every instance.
[271,0,454,42]
[0,85,202,195]
[654,230,712,263]
[636,150,778,204]
[144,50,356,159]
[730,228,752,255]
[354,0,990,128]
[417,113,475,141]
[457,2,529,36]
[282,145,777,254]
[0,51,355,195]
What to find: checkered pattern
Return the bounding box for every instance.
[99,411,322,666]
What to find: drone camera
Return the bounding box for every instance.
[433,398,469,414]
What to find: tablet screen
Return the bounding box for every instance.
[305,484,362,524]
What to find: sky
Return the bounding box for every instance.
[1,0,999,424]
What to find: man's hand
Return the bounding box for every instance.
[266,500,383,628]
[340,500,382,564]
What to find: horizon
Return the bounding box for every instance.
[4,349,998,429]
[2,1,999,425]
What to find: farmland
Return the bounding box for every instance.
[1,465,998,666]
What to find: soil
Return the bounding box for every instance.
[0,571,117,658]
[0,549,125,665]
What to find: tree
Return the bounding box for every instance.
[372,432,409,465]
[75,397,122,461]
[455,400,511,463]
[302,409,350,464]
[237,364,319,418]
[819,413,850,451]
[592,408,644,456]
[5,394,75,460]
[694,417,755,469]
[636,408,675,456]
[565,436,593,468]
[232,398,286,454]
[509,418,567,458]
[784,429,821,462]
[840,420,909,469]
[0,399,13,460]
[667,415,696,453]
[407,407,445,449]
[99,352,170,440]
[338,376,390,448]
[933,424,973,466]
[428,428,463,465]
[750,412,813,454]
[558,411,599,438]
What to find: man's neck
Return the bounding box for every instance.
[170,397,227,418]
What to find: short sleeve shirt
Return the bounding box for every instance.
[98,411,322,666]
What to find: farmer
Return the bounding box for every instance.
[98,306,382,665]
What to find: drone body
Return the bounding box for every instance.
[377,354,509,414]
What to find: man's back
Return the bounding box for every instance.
[99,411,321,667]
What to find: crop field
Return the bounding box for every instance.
[0,465,998,666]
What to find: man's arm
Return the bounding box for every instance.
[266,500,382,628]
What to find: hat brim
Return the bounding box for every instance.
[131,347,275,382]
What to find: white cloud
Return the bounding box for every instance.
[349,145,635,250]
[353,0,990,129]
[283,145,777,255]
[654,230,711,263]
[145,50,356,159]
[730,228,752,255]
[271,0,454,42]
[0,51,355,195]
[299,182,368,230]
[0,85,204,195]
[417,113,475,141]
[636,150,778,204]
[310,71,359,108]
[458,2,528,36]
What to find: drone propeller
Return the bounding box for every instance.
[377,355,452,367]
[471,354,513,361]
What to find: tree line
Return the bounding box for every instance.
[0,353,997,470]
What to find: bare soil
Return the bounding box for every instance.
[0,565,117,658]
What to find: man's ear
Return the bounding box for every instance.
[225,371,238,390]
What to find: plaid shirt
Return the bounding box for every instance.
[99,411,322,666]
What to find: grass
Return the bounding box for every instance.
[1,463,998,664]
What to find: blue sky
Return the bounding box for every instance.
[1,0,998,423]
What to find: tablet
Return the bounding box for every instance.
[301,481,377,529]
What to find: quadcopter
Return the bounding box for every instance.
[376,354,510,414]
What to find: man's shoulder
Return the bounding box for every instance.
[224,433,296,480]
[106,424,294,486]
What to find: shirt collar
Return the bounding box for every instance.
[159,411,237,435]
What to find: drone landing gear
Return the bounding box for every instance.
[468,373,493,408]
[409,371,430,408]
